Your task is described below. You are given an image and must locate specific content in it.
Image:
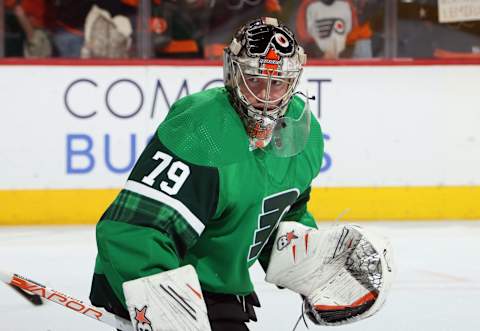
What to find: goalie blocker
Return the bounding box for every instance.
[122,265,260,331]
[123,265,211,331]
[265,222,394,326]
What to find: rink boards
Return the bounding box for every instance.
[1,62,479,223]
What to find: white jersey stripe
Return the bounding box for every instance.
[124,180,205,236]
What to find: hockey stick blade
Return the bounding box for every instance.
[9,284,43,305]
[0,270,133,331]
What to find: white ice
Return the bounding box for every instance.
[1,221,479,331]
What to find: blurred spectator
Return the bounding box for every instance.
[4,0,27,57]
[397,0,480,59]
[296,0,353,59]
[203,0,282,59]
[48,0,93,57]
[150,0,211,58]
[348,0,384,58]
[47,0,135,58]
[14,3,52,57]
[433,15,480,58]
[81,1,135,58]
[4,0,52,57]
[295,0,383,59]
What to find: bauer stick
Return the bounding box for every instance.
[0,270,133,331]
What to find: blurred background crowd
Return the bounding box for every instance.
[1,0,480,60]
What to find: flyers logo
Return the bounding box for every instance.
[135,306,152,331]
[247,189,299,261]
[245,21,295,57]
[314,18,346,38]
[276,231,298,250]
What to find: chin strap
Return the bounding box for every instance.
[293,91,316,101]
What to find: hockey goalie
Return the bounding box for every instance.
[87,16,394,331]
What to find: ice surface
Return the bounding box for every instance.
[1,221,479,331]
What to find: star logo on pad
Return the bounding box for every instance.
[134,306,152,330]
[286,231,298,242]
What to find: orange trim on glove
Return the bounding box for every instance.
[314,291,378,311]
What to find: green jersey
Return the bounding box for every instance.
[90,87,324,308]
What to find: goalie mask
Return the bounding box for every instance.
[224,17,307,152]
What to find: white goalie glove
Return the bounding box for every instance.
[266,222,394,326]
[123,265,212,331]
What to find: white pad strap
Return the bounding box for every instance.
[123,265,212,331]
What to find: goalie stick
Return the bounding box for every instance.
[0,270,133,331]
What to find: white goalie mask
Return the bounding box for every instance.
[224,17,307,151]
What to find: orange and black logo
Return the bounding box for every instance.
[276,230,298,250]
[245,19,295,57]
[134,305,152,331]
